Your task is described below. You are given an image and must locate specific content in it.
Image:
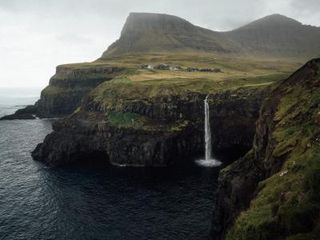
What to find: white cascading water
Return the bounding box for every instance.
[204,95,212,160]
[196,95,222,167]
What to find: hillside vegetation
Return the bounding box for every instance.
[102,13,320,60]
[93,52,298,90]
[213,59,320,240]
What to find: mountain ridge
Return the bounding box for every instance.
[102,12,320,59]
[232,14,303,30]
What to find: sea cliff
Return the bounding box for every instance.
[211,58,320,240]
[32,83,266,167]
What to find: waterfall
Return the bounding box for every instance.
[204,95,212,160]
[196,95,222,167]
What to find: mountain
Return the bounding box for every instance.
[102,13,238,57]
[225,14,320,57]
[102,13,320,59]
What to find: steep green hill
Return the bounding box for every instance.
[212,58,320,240]
[225,14,320,58]
[102,13,320,60]
[102,13,238,56]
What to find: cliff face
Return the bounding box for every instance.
[0,63,128,120]
[211,59,320,240]
[34,64,126,117]
[32,85,266,167]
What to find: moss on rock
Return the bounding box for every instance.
[212,59,320,240]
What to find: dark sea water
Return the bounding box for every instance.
[0,89,219,240]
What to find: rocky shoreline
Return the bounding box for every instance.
[0,105,37,120]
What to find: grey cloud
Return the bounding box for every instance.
[288,0,320,26]
[0,0,319,88]
[290,0,320,12]
[56,33,94,45]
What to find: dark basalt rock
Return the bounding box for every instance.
[0,105,37,120]
[0,113,36,120]
[32,115,202,167]
[32,87,267,167]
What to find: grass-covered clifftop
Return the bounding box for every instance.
[73,53,298,132]
[212,59,320,240]
[30,51,299,118]
[89,52,298,100]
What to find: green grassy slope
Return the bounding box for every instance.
[101,13,320,60]
[225,59,320,240]
[82,52,299,106]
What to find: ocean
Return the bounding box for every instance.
[0,88,219,240]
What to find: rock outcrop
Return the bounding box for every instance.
[0,105,37,120]
[211,59,320,240]
[0,64,126,120]
[35,64,126,117]
[32,86,266,167]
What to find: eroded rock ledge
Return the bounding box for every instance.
[1,64,126,120]
[32,87,266,167]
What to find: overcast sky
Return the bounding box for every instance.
[0,0,319,88]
